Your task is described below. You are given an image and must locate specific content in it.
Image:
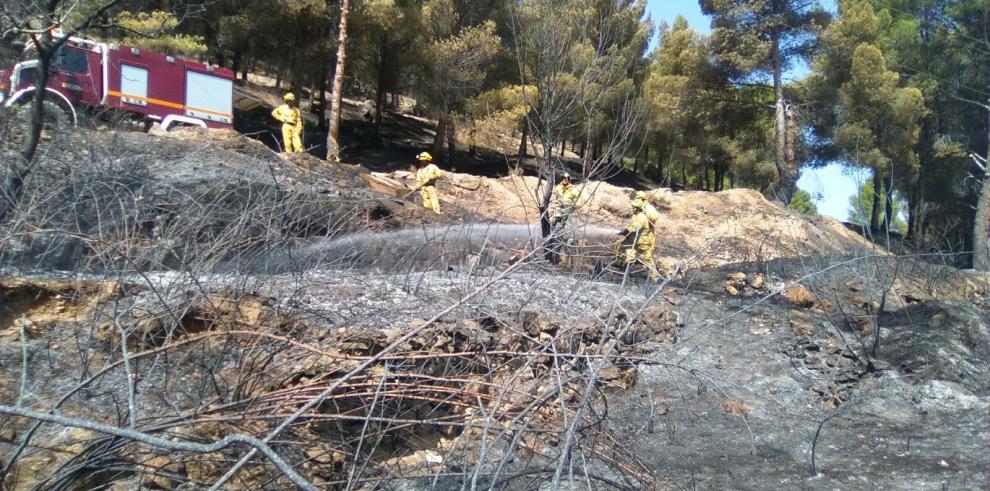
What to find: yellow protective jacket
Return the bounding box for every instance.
[553,183,580,209]
[416,163,443,187]
[625,210,656,247]
[272,104,302,129]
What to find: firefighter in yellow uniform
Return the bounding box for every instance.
[619,191,661,282]
[551,173,581,232]
[272,92,303,153]
[415,152,443,214]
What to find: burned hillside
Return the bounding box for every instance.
[0,128,988,490]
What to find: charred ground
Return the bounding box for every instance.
[0,126,988,490]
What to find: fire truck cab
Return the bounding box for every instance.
[0,33,234,131]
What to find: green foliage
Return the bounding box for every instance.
[350,0,422,113]
[464,85,538,151]
[788,189,818,215]
[700,0,826,77]
[642,17,775,191]
[511,0,652,175]
[421,20,501,113]
[114,11,207,58]
[848,180,907,234]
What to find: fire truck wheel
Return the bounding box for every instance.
[14,100,71,132]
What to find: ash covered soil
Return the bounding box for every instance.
[1,128,989,490]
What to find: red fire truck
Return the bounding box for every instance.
[0,33,235,131]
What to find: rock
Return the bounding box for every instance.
[305,447,343,465]
[147,123,168,137]
[725,272,747,284]
[790,318,814,336]
[519,310,541,336]
[748,273,765,290]
[599,363,621,381]
[783,283,815,308]
[724,272,746,295]
[722,399,751,417]
[619,304,680,345]
[142,455,185,488]
[425,450,443,464]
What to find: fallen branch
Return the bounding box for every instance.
[0,405,318,491]
[207,246,541,490]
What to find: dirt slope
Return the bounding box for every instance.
[370,168,878,270]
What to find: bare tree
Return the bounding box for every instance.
[326,0,349,162]
[510,0,651,261]
[0,0,128,222]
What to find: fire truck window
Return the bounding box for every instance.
[55,48,89,74]
[20,68,38,85]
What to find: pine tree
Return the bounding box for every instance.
[789,189,818,215]
[700,0,827,203]
[811,0,926,233]
[946,0,990,269]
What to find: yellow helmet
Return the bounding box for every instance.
[631,191,647,209]
[417,152,433,162]
[283,92,296,102]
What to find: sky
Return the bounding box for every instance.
[645,0,857,222]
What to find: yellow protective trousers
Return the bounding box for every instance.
[282,124,303,153]
[622,235,659,282]
[420,185,440,214]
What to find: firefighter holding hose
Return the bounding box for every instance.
[272,92,303,153]
[551,173,580,233]
[617,191,661,282]
[415,152,444,214]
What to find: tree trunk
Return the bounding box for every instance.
[974,86,990,270]
[656,141,664,184]
[446,117,456,163]
[432,114,448,158]
[539,147,556,262]
[518,123,529,160]
[884,177,894,234]
[907,178,920,240]
[770,32,795,204]
[231,50,242,79]
[317,67,328,131]
[326,0,349,161]
[374,35,388,129]
[975,170,989,270]
[870,172,883,233]
[469,120,478,156]
[2,40,54,221]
